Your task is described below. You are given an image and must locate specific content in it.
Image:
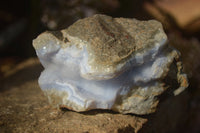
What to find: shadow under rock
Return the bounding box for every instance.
[117,124,135,133]
[60,107,119,115]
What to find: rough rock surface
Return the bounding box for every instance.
[33,14,188,114]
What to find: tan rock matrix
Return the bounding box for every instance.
[33,14,188,114]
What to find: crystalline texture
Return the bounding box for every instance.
[33,14,188,114]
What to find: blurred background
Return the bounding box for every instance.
[0,0,200,132]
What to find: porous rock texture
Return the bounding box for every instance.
[33,14,188,114]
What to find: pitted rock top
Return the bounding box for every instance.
[64,14,166,65]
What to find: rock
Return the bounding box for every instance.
[33,14,188,114]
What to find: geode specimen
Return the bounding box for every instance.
[33,14,188,114]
